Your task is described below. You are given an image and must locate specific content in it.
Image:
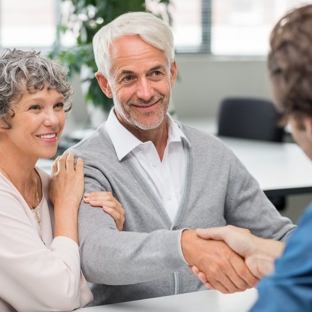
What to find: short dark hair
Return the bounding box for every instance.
[268,4,312,129]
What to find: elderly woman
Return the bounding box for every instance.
[0,49,124,311]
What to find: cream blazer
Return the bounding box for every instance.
[0,168,93,311]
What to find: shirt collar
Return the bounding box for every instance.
[167,113,190,146]
[105,108,190,161]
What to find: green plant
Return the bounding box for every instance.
[50,0,171,114]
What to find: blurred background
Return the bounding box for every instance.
[1,0,312,222]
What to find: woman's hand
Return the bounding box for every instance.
[49,153,84,243]
[84,192,125,231]
[49,153,84,209]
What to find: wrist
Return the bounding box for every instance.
[181,230,197,265]
[53,199,81,211]
[252,236,285,259]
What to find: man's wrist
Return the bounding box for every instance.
[181,229,197,265]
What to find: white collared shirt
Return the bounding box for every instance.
[105,109,190,223]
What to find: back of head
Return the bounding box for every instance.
[0,48,73,129]
[93,11,175,79]
[268,4,312,127]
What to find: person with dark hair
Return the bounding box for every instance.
[194,4,312,311]
[0,49,125,311]
[67,11,295,306]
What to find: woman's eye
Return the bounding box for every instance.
[29,105,41,111]
[55,102,65,109]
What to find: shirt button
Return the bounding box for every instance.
[167,195,172,201]
[152,163,157,167]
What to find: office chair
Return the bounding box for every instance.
[218,97,285,142]
[217,97,286,210]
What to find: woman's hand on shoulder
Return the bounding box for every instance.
[84,192,125,231]
[49,153,84,210]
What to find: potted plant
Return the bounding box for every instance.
[50,0,172,116]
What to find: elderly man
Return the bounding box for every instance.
[68,11,295,306]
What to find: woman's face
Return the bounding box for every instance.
[2,87,66,162]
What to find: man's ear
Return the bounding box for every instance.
[95,72,113,98]
[170,60,178,87]
[303,117,312,141]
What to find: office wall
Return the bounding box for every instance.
[173,55,272,119]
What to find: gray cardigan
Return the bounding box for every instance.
[68,121,295,306]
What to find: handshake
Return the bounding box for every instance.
[181,225,285,293]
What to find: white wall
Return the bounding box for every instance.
[173,55,272,119]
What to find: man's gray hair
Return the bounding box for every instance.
[93,11,175,79]
[0,49,73,129]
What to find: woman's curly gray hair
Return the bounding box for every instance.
[0,48,73,129]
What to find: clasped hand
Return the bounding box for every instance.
[181,229,258,294]
[188,225,285,291]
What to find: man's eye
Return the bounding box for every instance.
[150,71,163,78]
[122,76,134,83]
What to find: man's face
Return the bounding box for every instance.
[104,35,177,136]
[289,116,312,160]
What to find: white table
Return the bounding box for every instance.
[76,288,258,312]
[220,137,312,197]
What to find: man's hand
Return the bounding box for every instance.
[181,230,258,294]
[195,226,285,279]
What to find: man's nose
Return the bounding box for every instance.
[136,78,154,101]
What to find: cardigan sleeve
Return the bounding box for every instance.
[223,149,296,242]
[78,173,187,285]
[0,181,92,311]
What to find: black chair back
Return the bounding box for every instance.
[217,97,284,142]
[217,97,286,210]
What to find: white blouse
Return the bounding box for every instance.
[0,168,93,312]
